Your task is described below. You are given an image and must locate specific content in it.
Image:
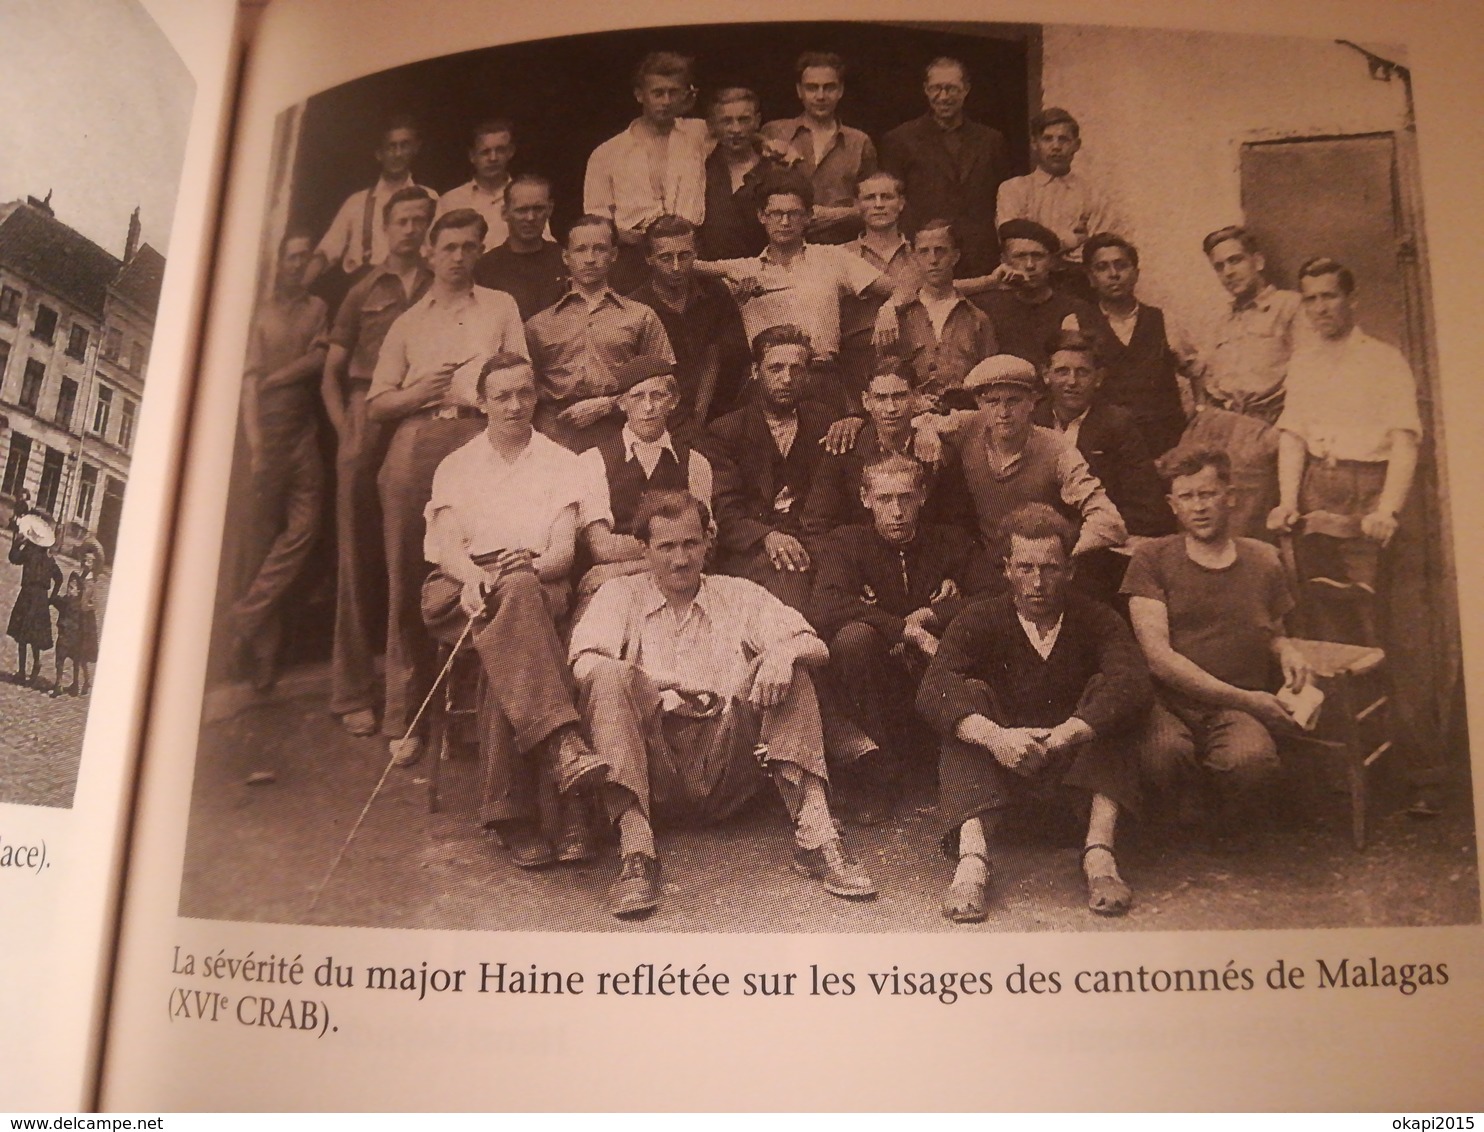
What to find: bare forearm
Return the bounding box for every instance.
[1378,431,1419,516]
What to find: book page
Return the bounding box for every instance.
[0,0,240,1112]
[103,0,1482,1111]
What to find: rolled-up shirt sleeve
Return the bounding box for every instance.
[1056,442,1128,554]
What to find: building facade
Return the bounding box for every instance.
[0,196,160,562]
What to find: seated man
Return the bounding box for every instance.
[1122,446,1312,833]
[917,503,1152,922]
[945,354,1127,559]
[970,219,1097,371]
[801,361,974,541]
[811,453,996,822]
[576,355,714,600]
[421,354,611,867]
[570,489,877,918]
[701,323,839,611]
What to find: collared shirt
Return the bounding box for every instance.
[315,174,438,275]
[761,116,878,211]
[1201,284,1304,406]
[246,290,328,440]
[765,413,799,459]
[570,572,821,700]
[524,287,676,406]
[424,429,610,567]
[710,243,880,358]
[1017,612,1065,661]
[851,233,922,296]
[896,291,998,403]
[576,425,714,507]
[1050,407,1091,449]
[995,167,1117,261]
[329,261,432,381]
[369,285,528,407]
[1276,328,1422,463]
[583,118,710,233]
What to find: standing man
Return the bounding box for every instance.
[1267,257,1421,645]
[366,208,529,766]
[918,504,1151,921]
[702,324,838,612]
[995,107,1118,300]
[1081,232,1191,458]
[571,489,876,919]
[321,186,434,736]
[811,453,995,822]
[232,231,328,690]
[306,115,437,292]
[472,174,567,321]
[970,219,1097,371]
[838,171,922,402]
[890,219,998,408]
[698,87,780,261]
[762,51,877,245]
[524,214,676,452]
[421,354,610,867]
[1123,446,1310,835]
[584,51,709,293]
[880,56,1009,277]
[627,215,751,439]
[437,119,520,253]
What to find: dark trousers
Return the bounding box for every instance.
[329,384,389,717]
[825,621,930,783]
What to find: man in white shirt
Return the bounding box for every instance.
[570,489,875,919]
[436,119,520,253]
[366,208,529,765]
[584,51,709,292]
[422,354,610,867]
[1267,256,1422,645]
[306,114,438,288]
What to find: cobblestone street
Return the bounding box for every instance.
[0,538,109,809]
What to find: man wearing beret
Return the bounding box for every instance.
[970,218,1098,371]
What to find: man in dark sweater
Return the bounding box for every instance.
[472,174,567,321]
[917,503,1152,922]
[811,453,997,822]
[970,219,1097,371]
[701,323,839,611]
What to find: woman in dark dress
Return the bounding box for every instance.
[8,528,62,686]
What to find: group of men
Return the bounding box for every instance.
[231,47,1427,923]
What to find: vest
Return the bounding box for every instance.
[1093,304,1183,428]
[598,432,691,535]
[958,423,1080,547]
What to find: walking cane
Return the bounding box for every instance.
[308,609,479,914]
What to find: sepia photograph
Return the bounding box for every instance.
[176,17,1478,934]
[0,0,193,809]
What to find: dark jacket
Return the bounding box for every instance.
[700,399,838,555]
[1034,401,1175,537]
[916,592,1154,738]
[810,522,998,642]
[879,113,1011,277]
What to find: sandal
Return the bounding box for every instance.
[1082,843,1132,917]
[941,851,989,924]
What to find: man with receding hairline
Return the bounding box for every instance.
[472,174,567,321]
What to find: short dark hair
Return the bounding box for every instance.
[1045,329,1103,369]
[1082,231,1139,269]
[924,56,968,84]
[751,323,814,367]
[864,358,918,391]
[758,168,815,213]
[913,217,959,250]
[795,51,845,82]
[1297,255,1356,295]
[644,214,697,254]
[429,207,488,246]
[382,113,420,140]
[1030,106,1079,137]
[855,169,905,195]
[1155,445,1232,487]
[382,185,436,224]
[470,118,515,146]
[566,213,618,247]
[504,172,553,207]
[709,86,761,117]
[474,351,536,400]
[1202,225,1259,258]
[278,228,316,255]
[633,489,712,543]
[633,51,693,89]
[999,503,1077,561]
[861,452,926,493]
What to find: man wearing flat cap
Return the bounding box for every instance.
[575,354,715,601]
[970,219,1098,371]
